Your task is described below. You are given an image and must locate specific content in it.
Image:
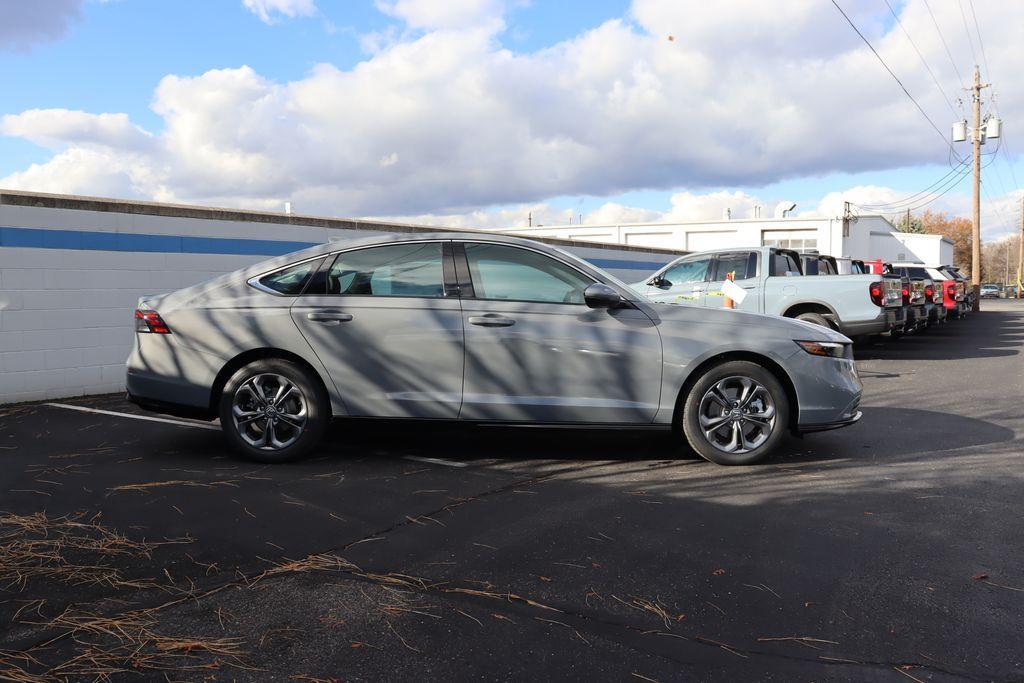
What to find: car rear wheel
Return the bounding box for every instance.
[680,361,790,465]
[219,359,328,463]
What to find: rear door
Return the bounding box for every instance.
[702,251,761,312]
[289,241,465,418]
[455,241,663,424]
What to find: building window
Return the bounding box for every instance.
[762,230,818,253]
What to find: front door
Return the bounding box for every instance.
[644,255,713,305]
[290,241,464,418]
[455,242,663,424]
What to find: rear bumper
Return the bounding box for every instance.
[126,391,215,421]
[841,308,900,337]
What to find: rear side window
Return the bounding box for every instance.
[258,259,321,295]
[771,252,801,276]
[327,243,445,297]
[712,253,753,281]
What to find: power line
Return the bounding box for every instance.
[923,0,966,90]
[854,160,969,209]
[958,0,979,67]
[881,0,959,118]
[852,165,971,214]
[967,0,992,81]
[829,0,964,162]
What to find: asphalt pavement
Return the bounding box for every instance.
[1,300,1022,681]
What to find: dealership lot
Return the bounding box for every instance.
[2,300,1023,681]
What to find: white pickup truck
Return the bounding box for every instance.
[630,246,903,337]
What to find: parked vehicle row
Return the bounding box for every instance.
[127,234,863,467]
[631,247,971,341]
[630,246,905,338]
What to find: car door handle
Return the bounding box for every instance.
[468,315,515,327]
[307,311,353,324]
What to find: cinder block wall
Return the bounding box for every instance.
[0,191,683,405]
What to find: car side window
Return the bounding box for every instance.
[662,257,711,285]
[463,243,593,304]
[771,252,801,276]
[712,253,753,281]
[326,243,445,297]
[258,259,321,295]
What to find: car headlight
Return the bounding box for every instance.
[795,340,848,358]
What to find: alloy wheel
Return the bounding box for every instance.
[697,376,777,454]
[231,373,308,450]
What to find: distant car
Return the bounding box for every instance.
[980,284,1001,299]
[126,233,863,466]
[631,247,903,337]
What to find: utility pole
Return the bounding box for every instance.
[970,65,989,312]
[1018,197,1024,298]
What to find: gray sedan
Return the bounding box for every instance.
[126,233,862,465]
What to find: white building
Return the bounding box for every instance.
[497,214,955,265]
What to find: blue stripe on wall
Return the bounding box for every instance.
[0,226,318,257]
[0,226,670,272]
[588,257,669,272]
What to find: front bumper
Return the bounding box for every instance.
[790,352,863,431]
[797,410,862,433]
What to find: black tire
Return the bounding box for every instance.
[218,358,329,463]
[680,361,791,466]
[794,312,831,329]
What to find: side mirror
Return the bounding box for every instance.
[584,283,623,309]
[647,276,670,288]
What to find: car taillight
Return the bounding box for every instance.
[924,284,935,302]
[945,282,956,301]
[135,309,171,334]
[901,285,910,305]
[869,281,884,306]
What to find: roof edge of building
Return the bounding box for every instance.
[0,188,684,255]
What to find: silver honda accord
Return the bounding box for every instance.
[126,233,862,465]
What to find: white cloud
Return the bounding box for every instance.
[2,0,1020,232]
[1,0,83,52]
[242,0,317,24]
[1,109,154,151]
[375,0,507,31]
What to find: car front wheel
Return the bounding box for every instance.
[680,361,790,465]
[219,358,328,463]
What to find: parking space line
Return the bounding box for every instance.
[402,455,468,468]
[43,403,221,431]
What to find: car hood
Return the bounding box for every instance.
[640,301,852,344]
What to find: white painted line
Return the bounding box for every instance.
[402,455,468,468]
[43,403,220,431]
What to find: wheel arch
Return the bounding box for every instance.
[782,301,837,320]
[210,348,333,416]
[673,351,800,432]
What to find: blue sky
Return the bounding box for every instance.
[1,0,1021,236]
